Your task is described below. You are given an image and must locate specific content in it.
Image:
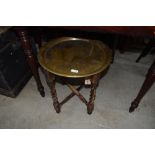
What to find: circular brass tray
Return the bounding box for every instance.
[38,37,112,78]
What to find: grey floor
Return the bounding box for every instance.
[0,51,155,129]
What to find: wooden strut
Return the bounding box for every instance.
[67,84,88,105]
[60,85,83,106]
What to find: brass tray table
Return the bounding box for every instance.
[38,37,112,114]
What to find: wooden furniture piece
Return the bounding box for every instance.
[14,26,155,112]
[129,60,155,112]
[15,27,45,97]
[0,27,32,97]
[38,37,112,114]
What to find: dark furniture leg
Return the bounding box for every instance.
[16,27,45,97]
[112,34,119,63]
[45,72,60,113]
[87,74,100,114]
[33,27,42,48]
[129,60,155,112]
[136,38,154,63]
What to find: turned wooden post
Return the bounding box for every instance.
[129,60,155,112]
[15,27,45,97]
[87,74,100,114]
[45,72,60,113]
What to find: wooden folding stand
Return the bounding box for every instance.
[45,71,100,114]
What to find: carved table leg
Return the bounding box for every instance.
[87,74,100,114]
[15,27,45,97]
[45,72,60,113]
[129,60,155,112]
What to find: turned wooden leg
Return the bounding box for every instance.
[87,74,100,115]
[15,27,45,97]
[129,60,155,112]
[45,72,60,113]
[136,38,154,63]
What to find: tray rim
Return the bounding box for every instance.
[38,37,112,78]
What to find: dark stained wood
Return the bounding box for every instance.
[33,27,42,48]
[15,27,45,97]
[43,69,101,114]
[50,26,155,112]
[51,26,155,37]
[87,74,100,114]
[67,84,88,105]
[45,71,60,113]
[129,60,155,112]
[60,85,83,106]
[136,38,155,62]
[15,26,155,113]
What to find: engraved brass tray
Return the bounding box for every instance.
[38,37,112,78]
